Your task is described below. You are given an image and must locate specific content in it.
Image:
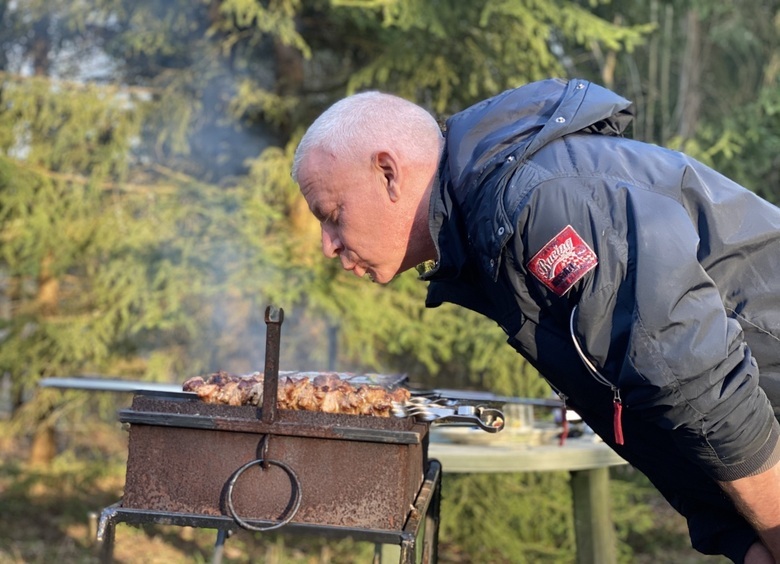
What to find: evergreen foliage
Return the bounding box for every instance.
[1,1,776,561]
[441,472,576,562]
[575,0,780,202]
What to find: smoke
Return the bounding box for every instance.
[2,0,344,381]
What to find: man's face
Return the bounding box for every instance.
[297,149,411,284]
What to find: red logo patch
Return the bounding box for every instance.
[527,225,598,296]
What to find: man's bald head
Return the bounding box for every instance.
[291,91,443,182]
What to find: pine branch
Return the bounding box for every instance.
[0,70,160,97]
[15,161,179,195]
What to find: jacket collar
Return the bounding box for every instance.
[422,78,633,289]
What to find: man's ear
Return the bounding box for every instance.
[374,151,401,202]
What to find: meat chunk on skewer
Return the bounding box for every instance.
[182,371,410,417]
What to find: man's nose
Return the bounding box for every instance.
[321,225,343,258]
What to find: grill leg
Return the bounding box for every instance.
[95,502,121,564]
[390,459,442,564]
[398,477,441,564]
[212,529,231,564]
[422,469,441,564]
[399,534,416,563]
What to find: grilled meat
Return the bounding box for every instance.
[182,371,410,417]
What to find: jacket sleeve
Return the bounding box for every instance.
[522,174,780,482]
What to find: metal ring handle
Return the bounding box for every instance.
[226,458,302,532]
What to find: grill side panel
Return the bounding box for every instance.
[122,407,426,530]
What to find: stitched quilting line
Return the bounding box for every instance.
[727,308,780,344]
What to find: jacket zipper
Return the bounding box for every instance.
[569,306,624,445]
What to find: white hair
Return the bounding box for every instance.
[291,91,442,182]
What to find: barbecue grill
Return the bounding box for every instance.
[95,307,442,563]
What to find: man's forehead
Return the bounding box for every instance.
[306,146,340,166]
[298,154,336,209]
[300,148,337,183]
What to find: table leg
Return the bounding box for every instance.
[570,467,617,564]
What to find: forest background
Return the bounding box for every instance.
[2,0,779,562]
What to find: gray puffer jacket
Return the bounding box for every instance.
[423,78,780,562]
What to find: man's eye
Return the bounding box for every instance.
[324,208,339,224]
[313,208,329,222]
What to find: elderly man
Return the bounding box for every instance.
[292,78,780,564]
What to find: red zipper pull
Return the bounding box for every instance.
[613,388,624,445]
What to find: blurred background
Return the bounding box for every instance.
[2,0,779,561]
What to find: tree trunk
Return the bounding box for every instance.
[7,276,23,416]
[675,9,703,142]
[29,421,57,466]
[659,3,673,144]
[37,253,60,315]
[644,0,659,143]
[31,15,51,77]
[599,15,622,91]
[273,30,304,138]
[26,253,60,466]
[274,40,304,97]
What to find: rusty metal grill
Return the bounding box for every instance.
[95,307,441,563]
